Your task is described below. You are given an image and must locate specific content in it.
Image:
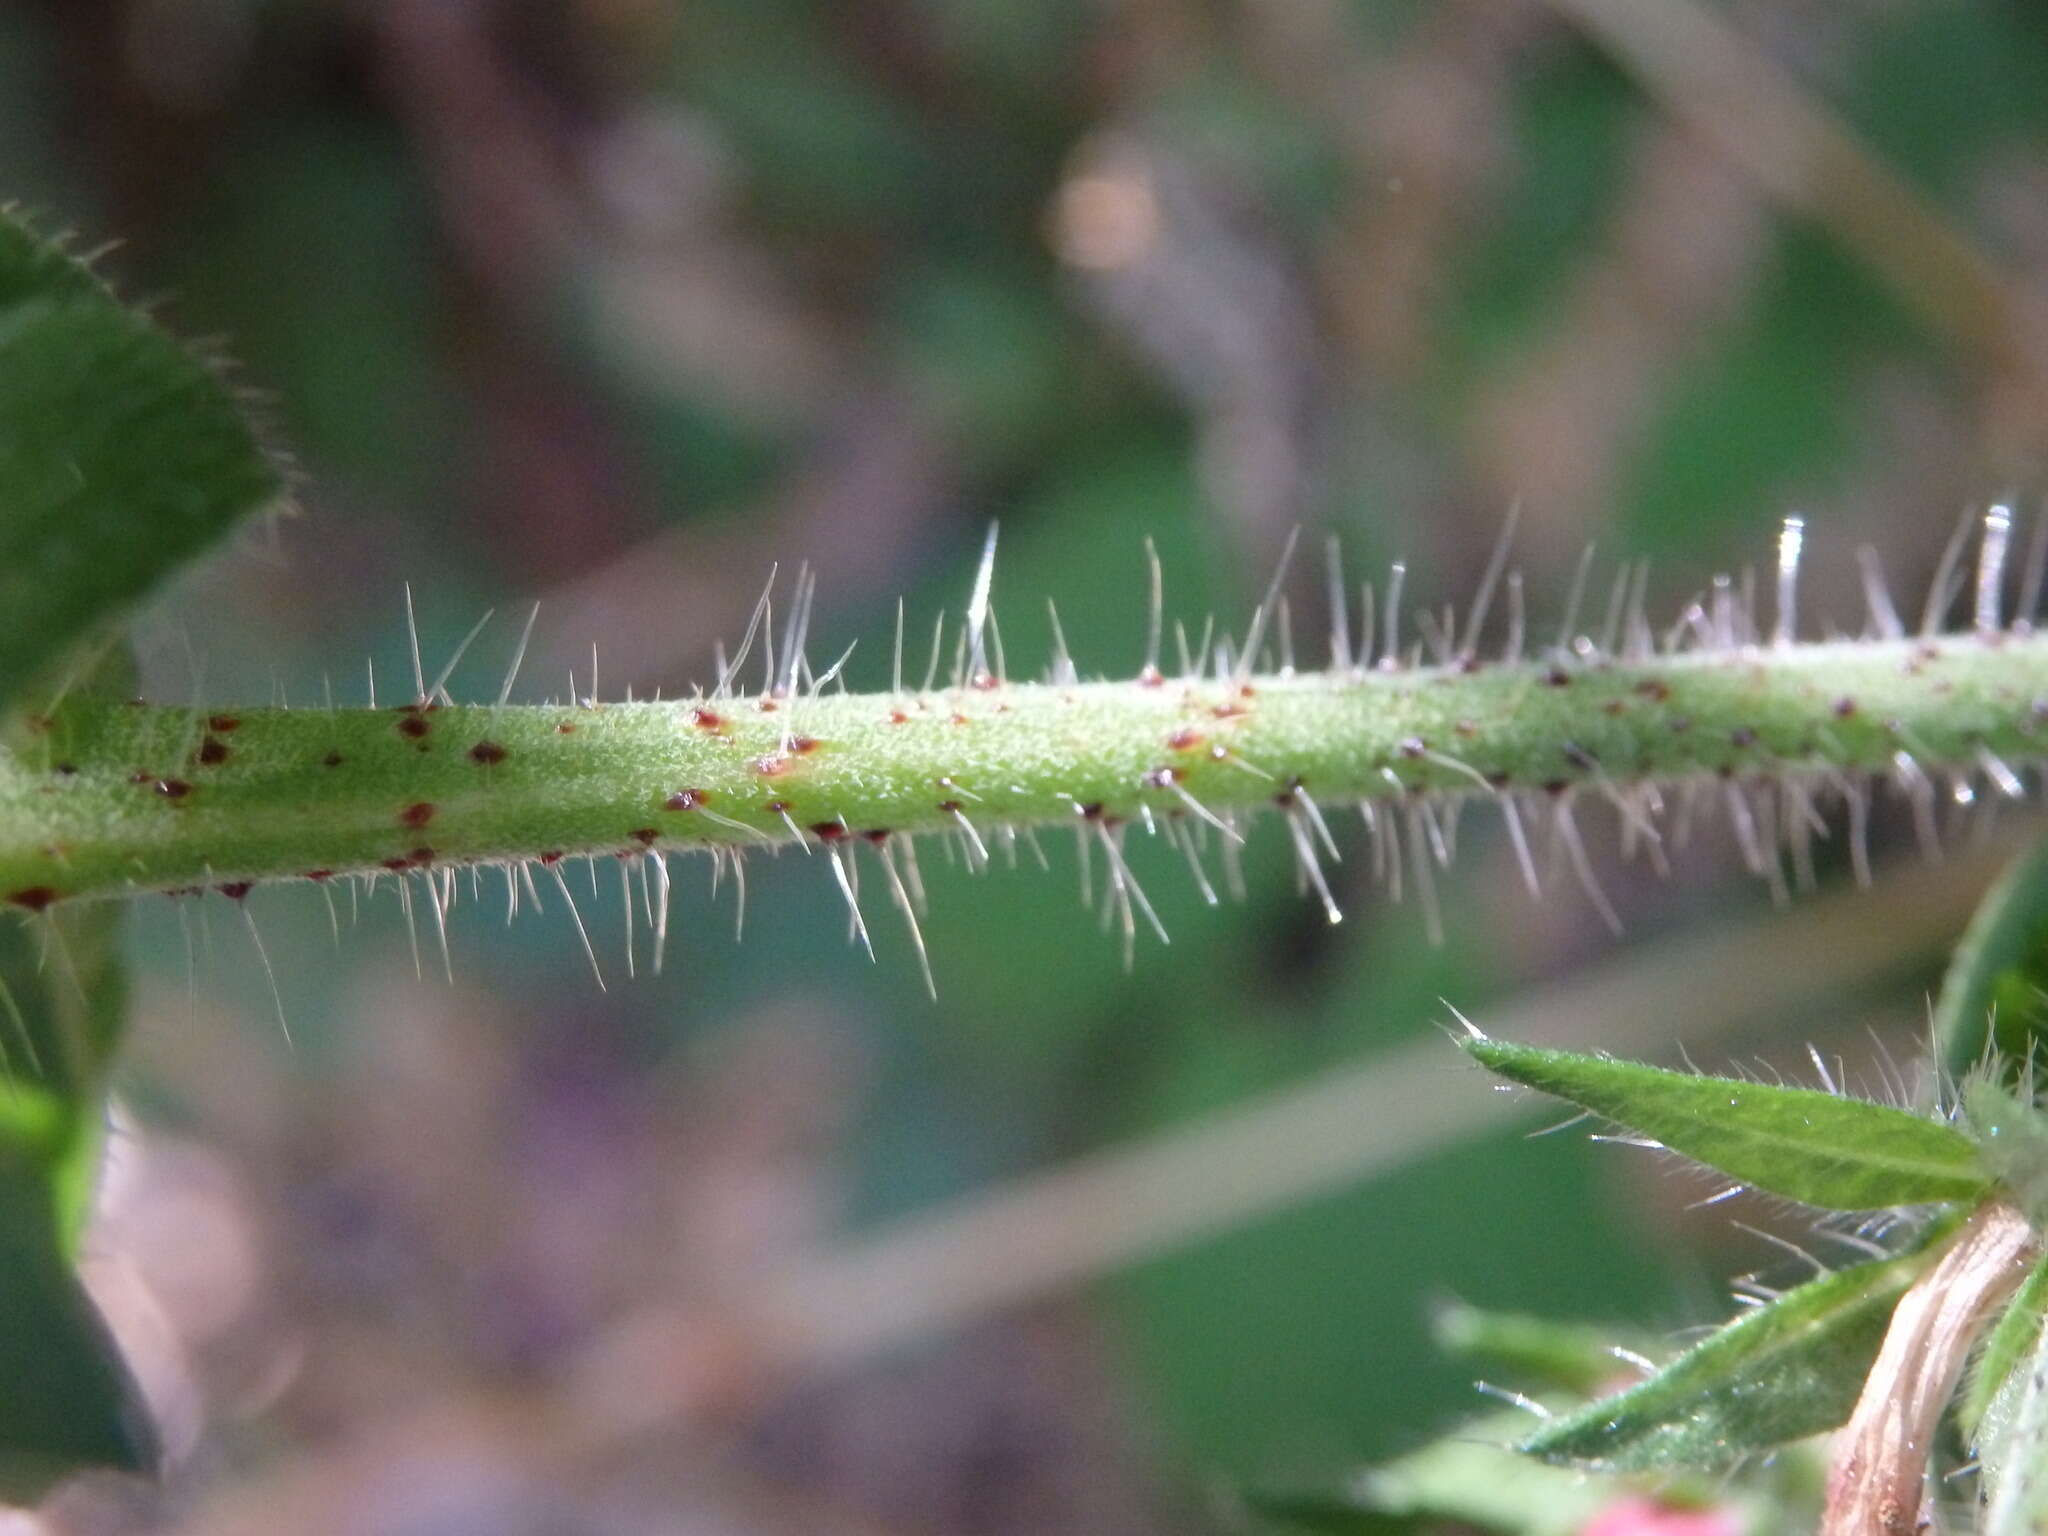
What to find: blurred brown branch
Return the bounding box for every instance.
[1543,0,2048,477]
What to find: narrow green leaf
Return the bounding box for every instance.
[0,210,282,712]
[1983,1277,2048,1536]
[0,870,146,1500]
[1430,1299,1638,1399]
[0,1157,155,1501]
[1964,1253,2048,1442]
[1936,837,2048,1089]
[1464,1037,1989,1209]
[0,899,127,1246]
[1,645,136,1247]
[0,649,151,1492]
[1519,1215,1960,1470]
[1251,1414,1628,1535]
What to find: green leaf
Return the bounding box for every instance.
[0,1157,154,1502]
[1935,837,2048,1089]
[0,888,148,1501]
[0,209,283,713]
[1251,1414,1627,1535]
[0,646,152,1493]
[1983,1273,2048,1536]
[1463,1036,1989,1210]
[1518,1216,1960,1470]
[1429,1299,1638,1399]
[1964,1253,2048,1441]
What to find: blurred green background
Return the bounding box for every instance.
[5,0,2047,1530]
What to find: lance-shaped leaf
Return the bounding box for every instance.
[1963,1254,2048,1442]
[1981,1272,2048,1536]
[0,871,152,1501]
[0,651,154,1494]
[0,209,284,713]
[1518,1217,1959,1470]
[0,1157,155,1502]
[1463,1037,1988,1210]
[1430,1300,1645,1399]
[1935,837,2048,1089]
[1967,1259,2048,1529]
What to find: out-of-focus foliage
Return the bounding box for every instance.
[5,0,2047,1529]
[0,209,279,709]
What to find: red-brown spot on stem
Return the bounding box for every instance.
[887,709,911,725]
[787,735,821,755]
[155,778,193,800]
[556,721,576,733]
[399,802,436,830]
[8,887,56,912]
[322,751,345,767]
[398,715,430,739]
[758,698,779,713]
[195,736,230,765]
[863,829,890,845]
[630,828,659,846]
[763,799,792,815]
[1166,727,1204,751]
[1211,702,1248,720]
[539,851,564,865]
[306,870,333,882]
[666,789,710,811]
[207,714,241,733]
[1834,697,1858,718]
[218,881,253,900]
[691,708,725,731]
[810,821,847,841]
[469,740,508,765]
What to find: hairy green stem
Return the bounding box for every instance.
[3,634,2045,906]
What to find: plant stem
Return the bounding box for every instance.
[1822,1200,2039,1536]
[2,633,2045,906]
